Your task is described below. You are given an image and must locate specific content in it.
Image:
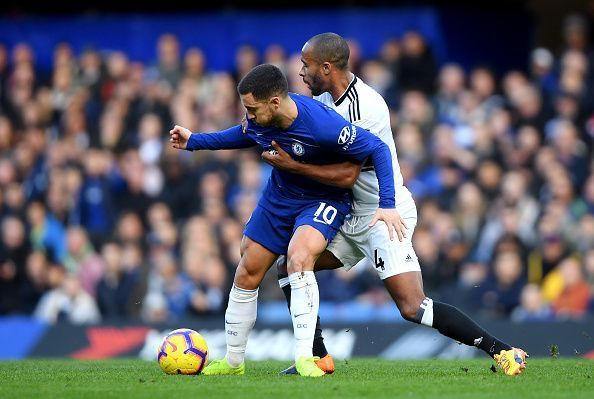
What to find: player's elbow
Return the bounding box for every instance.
[332,174,356,189]
[341,172,359,188]
[339,164,361,188]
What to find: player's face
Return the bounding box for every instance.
[240,93,276,127]
[300,51,327,96]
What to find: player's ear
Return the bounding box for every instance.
[269,96,281,108]
[322,62,332,75]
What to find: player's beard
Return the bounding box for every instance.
[255,113,275,128]
[308,72,326,96]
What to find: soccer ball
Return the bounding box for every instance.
[157,328,209,375]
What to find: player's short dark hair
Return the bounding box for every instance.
[306,32,350,70]
[237,64,288,100]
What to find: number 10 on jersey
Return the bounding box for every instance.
[313,202,338,225]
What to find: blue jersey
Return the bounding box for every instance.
[187,93,395,208]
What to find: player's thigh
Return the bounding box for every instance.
[288,199,351,273]
[287,225,329,273]
[238,205,291,289]
[235,235,279,290]
[362,207,421,280]
[324,228,365,271]
[244,204,292,255]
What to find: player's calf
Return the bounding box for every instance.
[404,295,521,362]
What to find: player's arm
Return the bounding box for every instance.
[320,124,407,241]
[330,126,395,208]
[261,141,362,188]
[170,124,256,151]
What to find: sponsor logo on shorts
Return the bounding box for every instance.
[405,254,414,263]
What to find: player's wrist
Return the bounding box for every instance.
[378,200,395,209]
[185,133,197,151]
[289,160,305,173]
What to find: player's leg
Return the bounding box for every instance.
[382,271,527,374]
[203,235,278,375]
[276,242,346,369]
[367,207,528,375]
[204,205,288,376]
[285,225,327,377]
[285,199,351,377]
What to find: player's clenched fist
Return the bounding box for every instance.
[169,125,192,150]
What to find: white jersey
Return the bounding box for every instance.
[315,76,408,216]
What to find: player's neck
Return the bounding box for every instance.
[276,96,299,129]
[329,72,354,102]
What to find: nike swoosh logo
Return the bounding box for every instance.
[292,312,309,318]
[225,320,242,325]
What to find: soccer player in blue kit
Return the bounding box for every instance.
[169,64,406,377]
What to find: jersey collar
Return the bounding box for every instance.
[334,75,358,107]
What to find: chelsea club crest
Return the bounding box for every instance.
[292,142,305,156]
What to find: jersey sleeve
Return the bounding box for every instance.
[186,124,257,151]
[317,122,396,208]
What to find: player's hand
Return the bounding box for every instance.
[261,141,298,172]
[169,125,192,150]
[369,208,408,242]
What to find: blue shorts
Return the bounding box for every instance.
[244,189,352,255]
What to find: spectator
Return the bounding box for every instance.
[479,250,526,317]
[399,31,437,94]
[181,252,226,315]
[96,240,140,319]
[0,216,30,313]
[552,257,592,319]
[151,33,183,90]
[63,226,104,297]
[34,274,101,324]
[73,149,115,245]
[26,201,67,264]
[511,284,554,322]
[19,251,51,313]
[234,44,259,83]
[434,63,465,124]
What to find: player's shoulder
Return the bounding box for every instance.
[313,92,334,106]
[292,92,343,122]
[291,93,348,142]
[353,77,389,112]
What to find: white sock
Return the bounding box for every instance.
[225,285,258,367]
[289,271,319,362]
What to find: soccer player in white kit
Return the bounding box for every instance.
[264,33,528,376]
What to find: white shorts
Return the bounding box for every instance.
[326,194,421,280]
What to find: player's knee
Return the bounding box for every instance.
[287,249,313,273]
[234,263,261,290]
[398,300,422,322]
[401,297,434,327]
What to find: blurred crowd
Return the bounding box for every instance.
[0,13,593,325]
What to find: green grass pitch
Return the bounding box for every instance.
[1,358,592,398]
